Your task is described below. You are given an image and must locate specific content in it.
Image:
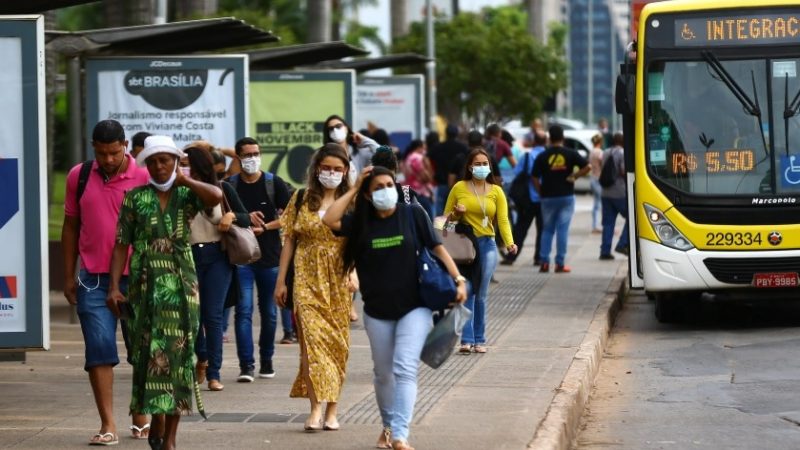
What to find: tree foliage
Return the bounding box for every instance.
[392,6,568,124]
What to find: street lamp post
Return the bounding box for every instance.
[426,0,437,132]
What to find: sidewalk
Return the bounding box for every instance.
[0,195,627,450]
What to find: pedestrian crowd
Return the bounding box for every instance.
[62,116,627,450]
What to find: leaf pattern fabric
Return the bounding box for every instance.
[117,185,205,417]
[280,191,351,402]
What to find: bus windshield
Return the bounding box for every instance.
[645,57,800,196]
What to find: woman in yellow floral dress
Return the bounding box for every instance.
[275,143,353,431]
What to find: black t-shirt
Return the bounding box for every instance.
[339,204,441,320]
[531,146,588,198]
[234,172,290,267]
[429,139,469,185]
[449,152,467,182]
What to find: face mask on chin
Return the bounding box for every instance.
[149,162,177,192]
[371,186,398,211]
[329,126,348,144]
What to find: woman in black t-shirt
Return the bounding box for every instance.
[323,166,466,450]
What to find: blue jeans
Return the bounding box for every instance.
[601,196,630,256]
[435,184,450,217]
[539,196,576,266]
[363,307,433,442]
[590,178,602,230]
[235,264,279,369]
[461,237,498,345]
[76,270,130,370]
[192,242,232,382]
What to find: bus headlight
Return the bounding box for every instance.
[644,204,694,251]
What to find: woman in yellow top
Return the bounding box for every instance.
[444,148,517,354]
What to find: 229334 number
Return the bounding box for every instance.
[705,232,762,246]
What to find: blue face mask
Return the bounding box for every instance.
[371,186,398,211]
[472,165,491,180]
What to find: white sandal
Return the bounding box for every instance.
[129,423,150,440]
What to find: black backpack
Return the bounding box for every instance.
[599,150,619,188]
[509,152,533,209]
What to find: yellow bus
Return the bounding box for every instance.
[617,0,800,321]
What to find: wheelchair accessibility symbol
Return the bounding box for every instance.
[783,155,800,186]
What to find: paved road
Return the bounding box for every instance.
[576,291,800,449]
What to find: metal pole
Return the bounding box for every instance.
[587,0,594,126]
[610,4,618,133]
[67,56,82,166]
[154,0,167,24]
[426,0,437,132]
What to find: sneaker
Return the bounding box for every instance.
[539,263,550,273]
[280,332,294,344]
[599,254,615,260]
[554,264,571,273]
[259,360,275,379]
[615,246,630,256]
[237,368,255,383]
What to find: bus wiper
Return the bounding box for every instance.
[784,74,800,157]
[702,51,760,116]
[702,51,769,159]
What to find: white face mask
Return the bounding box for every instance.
[329,126,348,143]
[318,171,344,189]
[371,186,398,211]
[240,156,261,175]
[149,162,177,192]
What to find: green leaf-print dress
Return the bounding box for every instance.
[116,185,206,417]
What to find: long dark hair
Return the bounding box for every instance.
[462,148,500,185]
[342,166,396,273]
[305,143,351,212]
[184,146,218,215]
[322,114,356,153]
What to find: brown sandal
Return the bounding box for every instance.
[392,439,415,450]
[376,427,392,449]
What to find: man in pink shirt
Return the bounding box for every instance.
[61,120,150,446]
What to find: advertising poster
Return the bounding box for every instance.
[355,75,424,152]
[0,16,48,349]
[86,56,248,154]
[250,71,355,187]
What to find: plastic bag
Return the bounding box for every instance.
[420,304,472,369]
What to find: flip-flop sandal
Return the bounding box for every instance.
[89,432,118,446]
[129,423,150,439]
[473,345,488,353]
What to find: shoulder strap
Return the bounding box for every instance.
[263,171,275,206]
[402,185,411,204]
[405,204,420,253]
[76,160,94,203]
[228,173,240,190]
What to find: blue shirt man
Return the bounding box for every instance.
[502,130,547,266]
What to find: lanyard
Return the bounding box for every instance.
[470,180,489,228]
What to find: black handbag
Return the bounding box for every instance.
[406,205,457,310]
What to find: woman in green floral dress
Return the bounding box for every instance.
[107,136,222,450]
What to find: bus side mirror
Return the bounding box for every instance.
[615,68,635,116]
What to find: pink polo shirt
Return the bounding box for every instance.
[64,154,149,274]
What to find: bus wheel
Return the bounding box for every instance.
[654,293,685,323]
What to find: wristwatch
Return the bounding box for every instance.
[454,275,467,284]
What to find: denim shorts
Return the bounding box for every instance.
[76,270,128,371]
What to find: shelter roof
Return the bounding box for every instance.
[247,41,369,71]
[315,53,430,73]
[46,17,278,57]
[0,0,99,13]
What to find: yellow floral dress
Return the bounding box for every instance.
[281,190,350,402]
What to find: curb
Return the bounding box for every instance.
[526,264,629,450]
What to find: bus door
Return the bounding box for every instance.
[616,60,644,288]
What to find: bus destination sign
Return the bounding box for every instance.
[674,13,800,47]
